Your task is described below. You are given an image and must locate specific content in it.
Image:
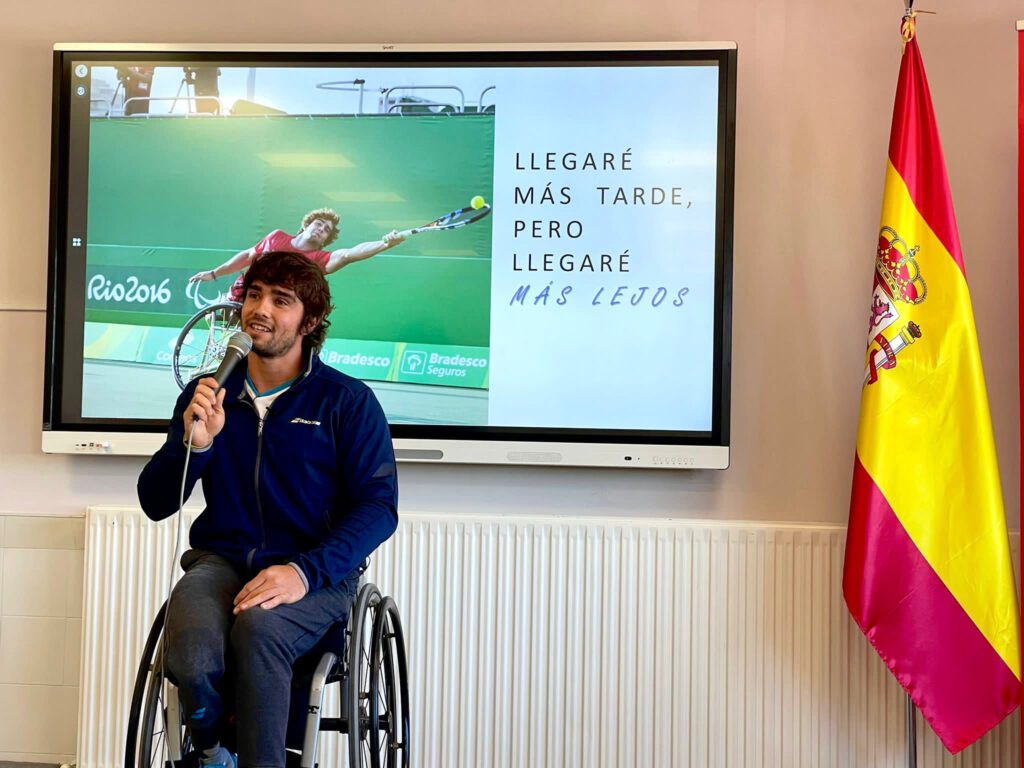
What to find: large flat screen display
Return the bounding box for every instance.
[43,43,736,468]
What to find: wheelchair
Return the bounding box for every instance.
[173,301,243,389]
[124,581,410,768]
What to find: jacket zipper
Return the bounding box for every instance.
[241,397,269,556]
[240,355,316,562]
[255,403,271,550]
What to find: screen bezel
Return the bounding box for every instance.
[43,42,736,468]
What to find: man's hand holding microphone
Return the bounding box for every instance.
[184,331,253,449]
[185,378,228,449]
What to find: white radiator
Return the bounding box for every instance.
[79,506,1020,767]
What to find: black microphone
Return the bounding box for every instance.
[212,331,254,389]
[189,332,253,425]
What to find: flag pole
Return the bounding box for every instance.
[899,7,918,763]
[906,694,918,768]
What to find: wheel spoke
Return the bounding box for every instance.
[174,303,241,389]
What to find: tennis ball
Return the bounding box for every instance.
[471,195,486,210]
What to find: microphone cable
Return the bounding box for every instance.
[151,417,199,766]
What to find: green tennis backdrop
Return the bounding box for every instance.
[83,114,494,388]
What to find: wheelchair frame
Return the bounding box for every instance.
[124,582,410,768]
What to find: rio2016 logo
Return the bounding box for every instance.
[87,274,172,304]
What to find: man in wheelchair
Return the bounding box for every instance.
[138,251,398,768]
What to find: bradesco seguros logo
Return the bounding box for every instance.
[398,347,489,388]
[317,340,489,388]
[400,350,427,375]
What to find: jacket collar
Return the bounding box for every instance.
[231,345,322,403]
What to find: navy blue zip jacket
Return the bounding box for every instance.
[138,352,398,592]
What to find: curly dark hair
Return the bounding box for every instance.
[240,252,334,352]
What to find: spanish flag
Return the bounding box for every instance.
[843,19,1021,754]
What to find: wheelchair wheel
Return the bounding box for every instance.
[173,302,242,389]
[369,597,410,768]
[125,602,194,768]
[346,583,381,768]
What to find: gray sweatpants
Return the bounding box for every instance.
[163,549,360,768]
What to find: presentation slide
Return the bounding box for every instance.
[72,60,721,432]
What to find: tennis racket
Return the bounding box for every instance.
[390,203,492,240]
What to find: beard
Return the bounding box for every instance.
[250,328,301,359]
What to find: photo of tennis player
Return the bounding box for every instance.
[187,208,407,300]
[80,63,495,425]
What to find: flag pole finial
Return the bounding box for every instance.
[901,3,917,47]
[901,1,935,48]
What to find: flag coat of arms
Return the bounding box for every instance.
[843,23,1021,754]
